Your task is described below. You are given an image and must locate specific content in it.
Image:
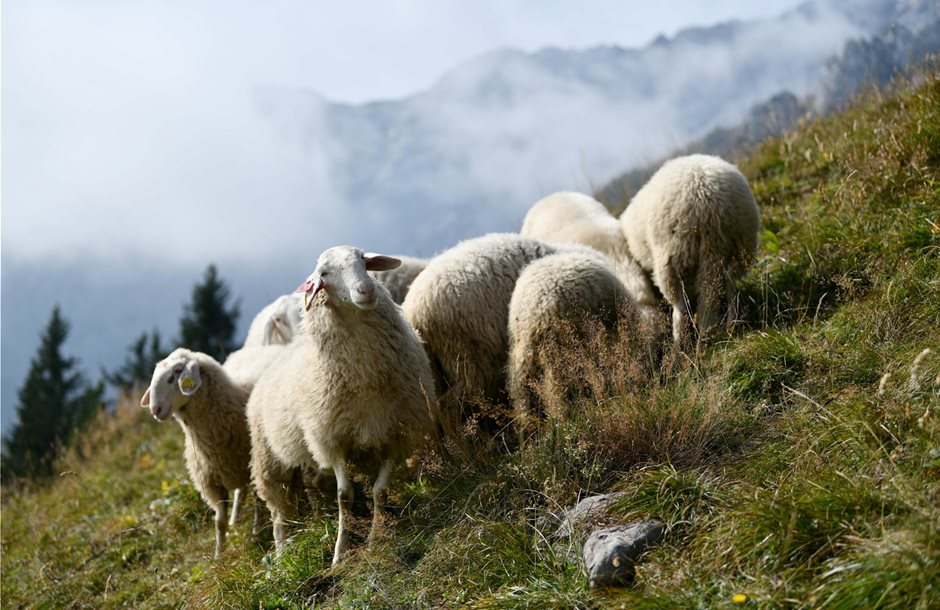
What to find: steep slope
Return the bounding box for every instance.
[3,71,938,609]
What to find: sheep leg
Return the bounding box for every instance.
[251,491,267,541]
[267,474,300,556]
[369,459,393,546]
[332,462,354,566]
[250,428,298,554]
[653,258,693,350]
[229,488,243,526]
[272,510,289,556]
[207,487,228,559]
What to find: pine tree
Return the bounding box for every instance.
[103,329,166,390]
[1,306,104,483]
[178,264,240,362]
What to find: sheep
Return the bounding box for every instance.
[246,246,437,565]
[402,232,581,430]
[242,294,304,347]
[141,348,251,557]
[621,154,760,348]
[222,344,287,391]
[369,255,428,304]
[520,192,656,308]
[507,249,639,431]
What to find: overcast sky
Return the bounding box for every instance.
[2,0,808,263]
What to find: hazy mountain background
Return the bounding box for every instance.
[3,0,937,434]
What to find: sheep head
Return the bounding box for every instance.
[140,348,203,421]
[262,294,304,344]
[296,246,400,312]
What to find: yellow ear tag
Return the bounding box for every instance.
[180,376,196,391]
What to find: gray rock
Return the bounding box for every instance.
[554,492,626,539]
[583,519,665,589]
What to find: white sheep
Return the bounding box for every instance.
[402,232,575,429]
[222,344,287,391]
[521,192,656,307]
[242,294,304,347]
[507,249,637,430]
[246,246,437,565]
[369,255,428,304]
[141,348,251,557]
[621,154,760,348]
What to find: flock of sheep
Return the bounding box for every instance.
[140,153,761,565]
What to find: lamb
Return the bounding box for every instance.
[402,232,576,429]
[621,154,760,348]
[141,348,252,557]
[242,294,304,347]
[246,246,437,565]
[520,192,656,308]
[369,255,428,304]
[507,249,638,431]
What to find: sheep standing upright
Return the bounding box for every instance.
[507,250,639,431]
[141,348,252,557]
[247,246,437,565]
[621,155,760,348]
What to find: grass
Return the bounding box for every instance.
[3,75,939,608]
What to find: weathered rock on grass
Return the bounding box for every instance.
[584,519,665,589]
[552,493,665,588]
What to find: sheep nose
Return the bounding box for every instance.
[356,284,375,298]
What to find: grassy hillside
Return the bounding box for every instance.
[3,75,939,609]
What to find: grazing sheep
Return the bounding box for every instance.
[621,155,760,348]
[521,192,656,307]
[402,233,579,429]
[247,246,437,565]
[243,294,303,347]
[141,348,251,557]
[507,250,637,431]
[222,344,287,391]
[369,255,428,304]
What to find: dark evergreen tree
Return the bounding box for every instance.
[1,306,104,483]
[103,329,166,390]
[178,264,240,362]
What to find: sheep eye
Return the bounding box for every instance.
[167,376,175,385]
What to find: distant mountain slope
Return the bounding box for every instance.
[597,91,815,210]
[256,0,927,256]
[598,15,940,207]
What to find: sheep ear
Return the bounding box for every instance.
[364,254,401,272]
[178,361,202,396]
[140,388,151,408]
[263,317,278,345]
